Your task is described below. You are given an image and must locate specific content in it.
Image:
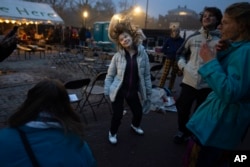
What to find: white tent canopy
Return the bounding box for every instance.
[0,0,64,24]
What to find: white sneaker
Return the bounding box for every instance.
[123,110,127,115]
[131,124,144,135]
[108,131,117,144]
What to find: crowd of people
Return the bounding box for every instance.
[0,2,249,167]
[63,26,93,49]
[0,24,93,49]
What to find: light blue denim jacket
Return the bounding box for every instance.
[104,44,152,102]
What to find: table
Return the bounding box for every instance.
[95,41,115,52]
[28,45,46,58]
[17,44,32,59]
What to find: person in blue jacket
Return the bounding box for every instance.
[0,79,97,167]
[184,2,250,166]
[158,26,184,90]
[104,15,152,145]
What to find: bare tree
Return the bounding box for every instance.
[24,0,69,10]
[93,0,116,16]
[23,0,155,28]
[70,0,97,10]
[118,0,129,11]
[83,0,115,24]
[118,0,137,12]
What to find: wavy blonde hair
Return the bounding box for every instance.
[108,15,146,50]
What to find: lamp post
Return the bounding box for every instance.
[144,0,149,29]
[83,11,88,27]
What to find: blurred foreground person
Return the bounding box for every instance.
[184,2,250,167]
[0,79,97,167]
[0,26,18,62]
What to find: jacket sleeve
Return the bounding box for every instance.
[177,38,191,70]
[104,54,117,96]
[161,38,169,55]
[198,46,250,103]
[143,50,152,97]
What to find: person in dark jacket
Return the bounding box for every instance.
[0,26,18,62]
[79,26,87,46]
[158,27,184,90]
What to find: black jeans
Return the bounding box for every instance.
[110,88,142,135]
[176,83,212,135]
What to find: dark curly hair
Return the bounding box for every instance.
[199,7,223,27]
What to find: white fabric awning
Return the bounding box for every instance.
[0,0,64,24]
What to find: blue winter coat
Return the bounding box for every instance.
[186,41,250,150]
[0,124,97,167]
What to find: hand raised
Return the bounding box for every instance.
[216,40,230,51]
[199,42,216,63]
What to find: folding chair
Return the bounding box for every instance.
[150,64,163,81]
[64,78,91,123]
[80,72,112,121]
[88,58,109,76]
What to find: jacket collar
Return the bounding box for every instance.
[118,44,145,57]
[217,41,248,60]
[199,27,221,40]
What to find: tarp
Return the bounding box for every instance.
[0,0,64,24]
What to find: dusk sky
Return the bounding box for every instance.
[114,0,243,17]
